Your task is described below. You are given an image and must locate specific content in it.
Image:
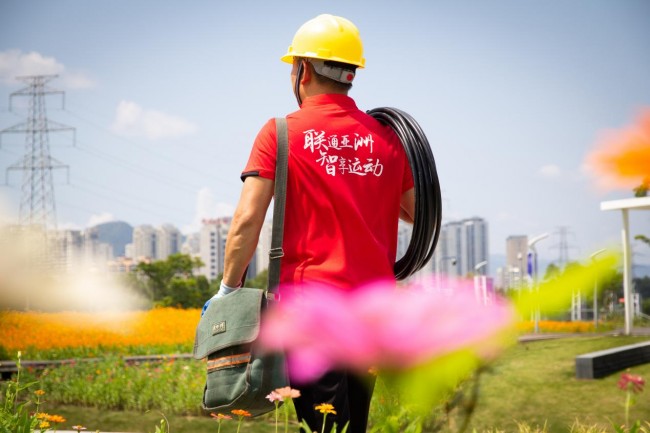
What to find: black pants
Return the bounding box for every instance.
[292,370,376,433]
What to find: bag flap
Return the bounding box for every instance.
[193,287,264,360]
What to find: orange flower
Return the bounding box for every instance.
[47,414,66,423]
[231,409,252,417]
[0,308,200,354]
[585,109,650,191]
[34,389,46,396]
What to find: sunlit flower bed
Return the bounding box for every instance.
[0,307,201,359]
[517,320,599,334]
[1,306,617,361]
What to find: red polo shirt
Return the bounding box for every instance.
[243,94,414,290]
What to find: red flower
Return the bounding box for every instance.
[618,373,645,393]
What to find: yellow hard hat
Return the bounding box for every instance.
[281,14,365,68]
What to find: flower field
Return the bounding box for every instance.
[0,307,615,361]
[0,307,201,359]
[516,320,600,334]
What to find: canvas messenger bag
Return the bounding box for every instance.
[193,118,290,416]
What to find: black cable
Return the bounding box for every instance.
[367,107,442,280]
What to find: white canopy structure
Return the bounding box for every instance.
[600,196,650,335]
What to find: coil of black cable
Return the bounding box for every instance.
[367,107,442,280]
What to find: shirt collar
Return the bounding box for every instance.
[300,93,358,110]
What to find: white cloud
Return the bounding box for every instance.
[0,49,94,89]
[538,164,562,179]
[110,100,198,140]
[87,212,116,227]
[182,187,235,234]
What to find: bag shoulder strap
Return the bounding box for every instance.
[267,117,288,295]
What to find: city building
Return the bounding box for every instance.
[131,225,157,260]
[505,235,529,290]
[199,218,231,281]
[156,224,182,260]
[255,221,273,275]
[181,232,200,256]
[432,217,489,278]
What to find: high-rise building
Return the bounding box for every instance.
[432,217,489,278]
[505,235,528,289]
[181,232,200,256]
[199,218,231,281]
[132,225,157,260]
[156,224,182,260]
[256,221,273,275]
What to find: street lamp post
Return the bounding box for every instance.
[474,260,488,304]
[590,248,607,330]
[529,233,549,334]
[436,255,457,292]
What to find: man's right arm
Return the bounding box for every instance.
[222,176,275,287]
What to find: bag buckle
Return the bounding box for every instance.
[266,292,281,302]
[269,247,284,260]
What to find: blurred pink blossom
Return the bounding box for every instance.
[260,277,515,382]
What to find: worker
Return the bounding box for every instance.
[217,14,415,432]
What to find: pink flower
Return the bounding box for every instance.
[275,386,301,400]
[260,277,515,381]
[266,391,282,402]
[618,372,645,393]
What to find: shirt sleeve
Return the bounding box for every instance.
[241,118,277,181]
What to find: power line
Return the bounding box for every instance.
[63,107,238,188]
[73,173,187,216]
[67,182,182,222]
[72,138,201,193]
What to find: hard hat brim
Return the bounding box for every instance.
[280,52,365,68]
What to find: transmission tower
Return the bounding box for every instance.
[1,75,74,231]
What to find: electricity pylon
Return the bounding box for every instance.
[1,75,74,231]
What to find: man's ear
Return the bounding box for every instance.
[300,60,312,84]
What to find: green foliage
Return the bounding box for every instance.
[13,357,205,416]
[632,179,649,198]
[149,413,170,433]
[370,364,483,433]
[130,253,211,308]
[0,353,44,433]
[245,268,269,290]
[518,253,619,320]
[11,343,194,361]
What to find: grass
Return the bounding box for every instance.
[36,405,282,433]
[4,334,650,432]
[467,335,650,433]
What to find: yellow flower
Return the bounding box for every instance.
[35,412,49,420]
[210,413,232,420]
[315,403,336,415]
[231,409,252,417]
[34,389,46,396]
[39,421,50,429]
[47,414,66,423]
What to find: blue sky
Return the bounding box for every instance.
[0,0,649,270]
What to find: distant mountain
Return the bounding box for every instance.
[90,221,133,256]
